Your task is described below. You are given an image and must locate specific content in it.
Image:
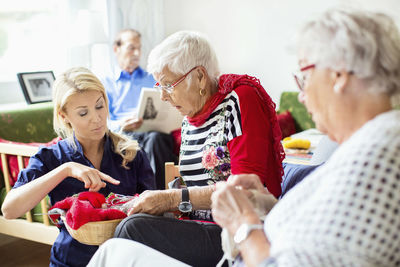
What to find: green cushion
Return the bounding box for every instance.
[278,92,315,132]
[0,102,56,143]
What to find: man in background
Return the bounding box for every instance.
[102,29,177,189]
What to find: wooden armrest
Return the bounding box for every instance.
[164,162,180,189]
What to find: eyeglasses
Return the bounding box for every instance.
[154,66,198,94]
[293,64,315,92]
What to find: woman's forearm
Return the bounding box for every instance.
[188,185,213,210]
[239,229,271,267]
[1,164,69,219]
[166,186,214,211]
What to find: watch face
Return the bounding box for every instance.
[234,225,248,244]
[178,201,192,213]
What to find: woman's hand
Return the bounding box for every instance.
[65,162,120,192]
[127,190,178,216]
[228,174,269,195]
[211,182,261,236]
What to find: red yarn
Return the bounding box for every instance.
[49,191,126,230]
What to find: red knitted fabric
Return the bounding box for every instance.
[49,191,127,230]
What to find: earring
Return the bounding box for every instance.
[333,84,340,93]
[199,88,206,96]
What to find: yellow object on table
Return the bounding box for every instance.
[282,137,311,149]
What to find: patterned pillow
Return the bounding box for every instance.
[278,92,315,132]
[276,110,297,139]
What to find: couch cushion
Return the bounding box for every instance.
[277,110,297,139]
[0,137,61,187]
[0,102,56,143]
[278,92,315,132]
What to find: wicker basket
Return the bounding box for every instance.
[61,216,123,246]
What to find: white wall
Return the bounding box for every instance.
[163,0,400,105]
[2,0,400,106]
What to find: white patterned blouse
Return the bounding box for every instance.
[262,110,400,266]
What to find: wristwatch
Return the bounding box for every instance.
[178,188,192,213]
[233,223,264,244]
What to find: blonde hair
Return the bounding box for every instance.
[52,67,139,168]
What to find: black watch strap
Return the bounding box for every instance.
[182,187,189,202]
[178,187,192,213]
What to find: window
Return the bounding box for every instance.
[0,0,70,82]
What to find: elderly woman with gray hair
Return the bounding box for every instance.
[112,31,285,266]
[212,8,400,266]
[88,8,400,267]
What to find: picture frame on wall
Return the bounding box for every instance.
[17,71,55,104]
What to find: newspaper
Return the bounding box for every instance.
[136,87,183,134]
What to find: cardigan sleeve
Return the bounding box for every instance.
[227,85,282,197]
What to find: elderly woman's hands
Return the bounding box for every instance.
[211,174,278,236]
[212,182,261,236]
[66,162,120,192]
[127,189,180,216]
[228,174,268,194]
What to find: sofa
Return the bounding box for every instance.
[0,101,59,245]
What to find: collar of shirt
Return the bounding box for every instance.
[112,66,145,82]
[71,133,113,168]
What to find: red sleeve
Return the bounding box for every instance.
[227,85,282,197]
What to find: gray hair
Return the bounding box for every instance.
[297,9,400,103]
[147,31,220,84]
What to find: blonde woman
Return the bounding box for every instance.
[1,67,155,267]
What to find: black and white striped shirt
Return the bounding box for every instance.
[179,91,243,183]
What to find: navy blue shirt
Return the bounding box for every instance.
[14,135,155,267]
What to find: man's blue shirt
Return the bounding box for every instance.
[102,66,156,131]
[14,135,155,266]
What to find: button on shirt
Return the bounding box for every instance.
[102,66,156,132]
[14,135,155,267]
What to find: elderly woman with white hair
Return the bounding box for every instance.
[113,31,285,266]
[88,8,400,267]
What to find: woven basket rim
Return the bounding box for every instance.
[61,216,123,245]
[61,216,123,227]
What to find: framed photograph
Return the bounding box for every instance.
[17,71,55,104]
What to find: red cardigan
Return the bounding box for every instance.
[227,85,282,197]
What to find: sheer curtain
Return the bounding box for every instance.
[106,0,165,72]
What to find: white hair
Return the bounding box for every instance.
[147,31,220,84]
[297,9,400,103]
